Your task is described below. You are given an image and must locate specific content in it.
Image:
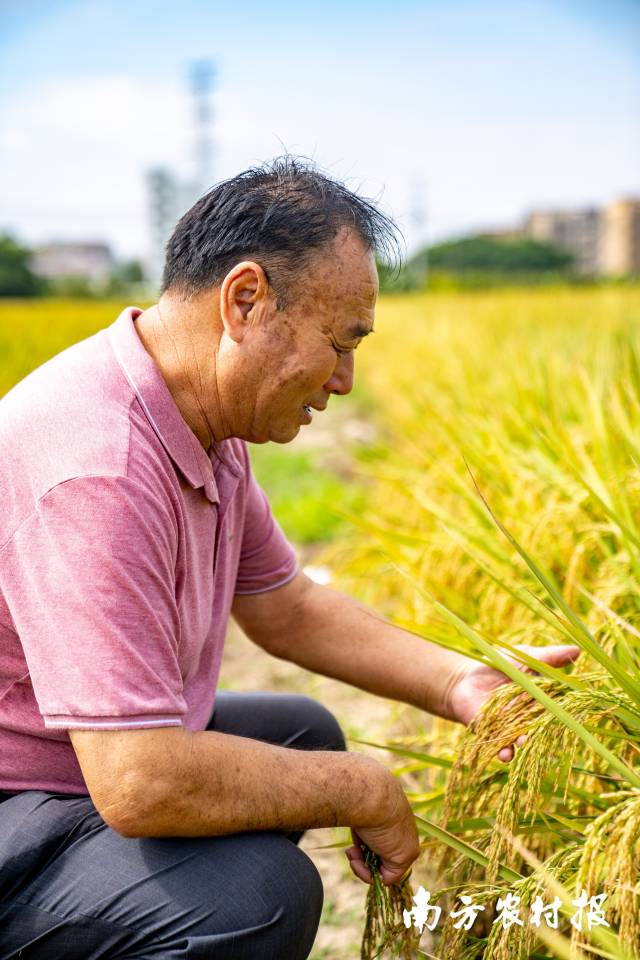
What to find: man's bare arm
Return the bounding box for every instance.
[232,571,471,722]
[69,724,419,885]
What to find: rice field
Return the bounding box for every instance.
[320,283,640,958]
[3,286,640,958]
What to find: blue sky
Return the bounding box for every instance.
[1,0,638,262]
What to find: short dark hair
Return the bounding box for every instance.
[161,155,403,307]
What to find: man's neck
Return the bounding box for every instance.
[134,302,219,451]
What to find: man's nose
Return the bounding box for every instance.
[324,352,354,396]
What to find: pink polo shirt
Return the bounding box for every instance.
[0,307,298,794]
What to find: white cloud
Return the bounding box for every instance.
[0,74,196,257]
[1,48,638,262]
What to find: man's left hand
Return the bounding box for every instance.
[446,643,582,761]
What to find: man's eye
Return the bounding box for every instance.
[333,344,351,358]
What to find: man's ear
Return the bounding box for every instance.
[220,261,270,343]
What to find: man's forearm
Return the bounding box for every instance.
[262,581,470,721]
[106,726,393,839]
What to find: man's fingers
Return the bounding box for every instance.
[500,643,581,674]
[498,734,526,763]
[345,844,373,884]
[492,643,579,766]
[350,862,373,884]
[346,842,364,863]
[516,643,581,666]
[540,644,581,667]
[380,863,410,885]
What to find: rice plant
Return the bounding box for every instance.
[360,848,421,959]
[323,285,640,958]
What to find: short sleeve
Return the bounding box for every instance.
[234,466,298,596]
[0,475,187,730]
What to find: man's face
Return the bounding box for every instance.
[239,227,379,443]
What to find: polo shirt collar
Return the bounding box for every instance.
[107,306,222,504]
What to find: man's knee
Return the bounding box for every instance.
[180,833,324,959]
[275,839,324,953]
[0,830,325,960]
[294,695,347,753]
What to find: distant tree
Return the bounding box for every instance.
[379,235,576,291]
[113,259,145,285]
[0,234,46,297]
[49,275,99,299]
[376,257,412,293]
[106,259,146,296]
[421,236,573,275]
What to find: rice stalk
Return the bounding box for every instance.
[360,846,422,959]
[572,792,640,958]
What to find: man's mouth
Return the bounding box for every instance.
[301,402,327,423]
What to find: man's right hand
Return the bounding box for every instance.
[70,723,421,886]
[345,772,420,886]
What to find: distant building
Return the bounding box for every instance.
[523,208,600,275]
[145,168,203,292]
[146,167,181,292]
[600,198,640,277]
[146,60,215,293]
[30,242,113,286]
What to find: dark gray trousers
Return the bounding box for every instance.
[0,692,347,959]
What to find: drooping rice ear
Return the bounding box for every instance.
[360,846,422,960]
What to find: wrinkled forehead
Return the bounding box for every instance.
[309,231,379,307]
[314,255,378,343]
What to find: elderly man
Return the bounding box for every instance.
[0,158,579,958]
